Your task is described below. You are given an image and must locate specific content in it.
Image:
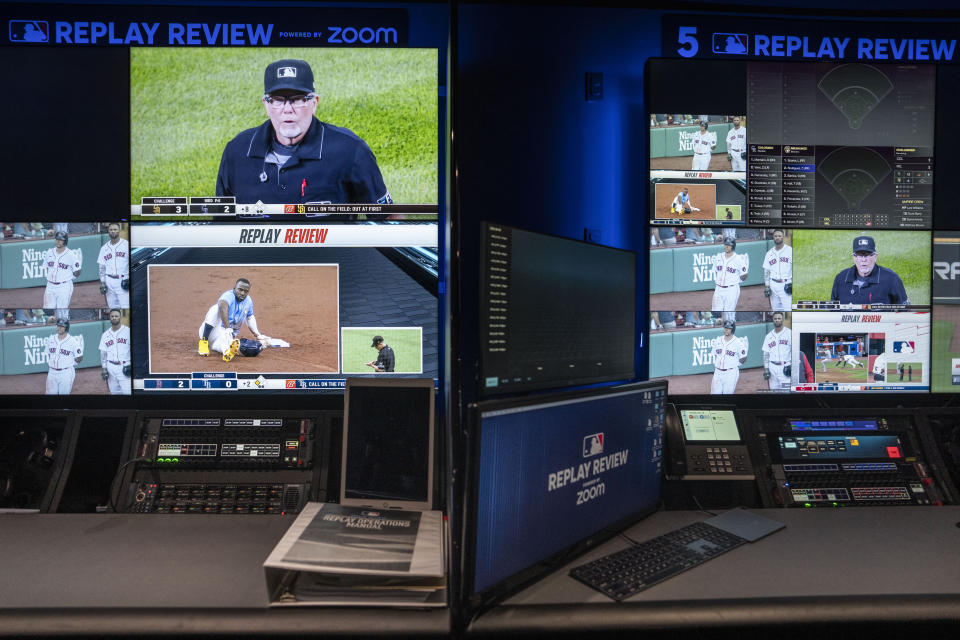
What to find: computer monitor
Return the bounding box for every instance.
[340,377,435,511]
[479,222,637,396]
[466,380,667,611]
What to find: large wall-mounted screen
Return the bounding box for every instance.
[647,58,937,395]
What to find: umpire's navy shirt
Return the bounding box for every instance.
[216,117,392,204]
[830,264,910,305]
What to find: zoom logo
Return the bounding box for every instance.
[327,26,397,44]
[9,20,49,43]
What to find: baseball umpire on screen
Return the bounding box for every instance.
[367,335,395,373]
[215,59,393,207]
[830,235,910,306]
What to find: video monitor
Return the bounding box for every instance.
[791,229,931,310]
[793,310,930,392]
[0,222,132,396]
[649,115,747,230]
[931,232,960,393]
[647,59,936,231]
[747,62,934,228]
[467,381,667,611]
[130,47,439,221]
[130,222,438,392]
[479,223,636,396]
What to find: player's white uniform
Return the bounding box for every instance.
[691,130,716,170]
[762,327,792,390]
[97,238,130,309]
[46,333,82,395]
[726,126,747,171]
[671,191,691,214]
[198,290,254,354]
[712,252,748,320]
[711,335,747,394]
[872,353,887,381]
[762,244,793,311]
[43,247,81,318]
[99,324,131,395]
[841,353,864,368]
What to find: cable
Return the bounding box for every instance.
[108,456,151,514]
[690,494,717,517]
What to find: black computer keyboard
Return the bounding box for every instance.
[569,521,746,601]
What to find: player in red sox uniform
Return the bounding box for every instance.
[97,223,130,309]
[43,231,81,321]
[725,116,747,172]
[712,237,748,322]
[711,320,747,394]
[691,121,716,170]
[762,311,792,390]
[99,309,131,395]
[762,229,792,311]
[46,318,82,395]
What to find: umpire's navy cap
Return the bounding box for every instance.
[852,235,876,254]
[371,335,384,347]
[264,59,315,95]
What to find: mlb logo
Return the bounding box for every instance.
[583,433,604,458]
[893,341,915,354]
[278,66,297,78]
[712,32,748,55]
[285,379,296,389]
[9,20,49,43]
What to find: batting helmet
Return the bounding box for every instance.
[237,338,263,358]
[56,318,70,332]
[723,237,736,250]
[54,231,68,246]
[723,320,736,333]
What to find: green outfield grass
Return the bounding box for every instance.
[793,230,930,304]
[815,360,868,384]
[932,319,960,392]
[130,48,438,204]
[341,328,423,374]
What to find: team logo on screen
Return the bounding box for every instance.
[582,433,604,458]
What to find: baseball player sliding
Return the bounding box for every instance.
[671,187,700,215]
[97,223,130,309]
[713,237,748,321]
[46,318,83,395]
[198,278,269,362]
[762,312,792,391]
[99,309,131,395]
[762,229,792,311]
[725,117,746,172]
[691,121,716,170]
[837,353,865,368]
[711,320,747,394]
[43,231,81,321]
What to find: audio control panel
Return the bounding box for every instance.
[124,414,323,514]
[752,413,944,507]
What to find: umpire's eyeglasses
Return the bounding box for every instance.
[263,94,316,109]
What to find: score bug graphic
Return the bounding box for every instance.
[583,433,604,458]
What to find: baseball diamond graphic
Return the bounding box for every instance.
[817,147,891,208]
[818,64,894,130]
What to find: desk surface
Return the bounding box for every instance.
[469,507,960,635]
[0,514,448,637]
